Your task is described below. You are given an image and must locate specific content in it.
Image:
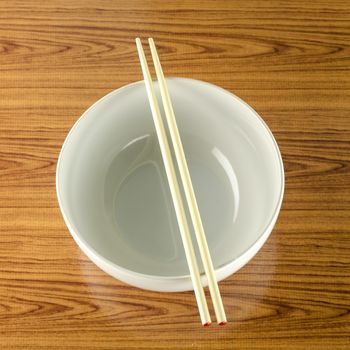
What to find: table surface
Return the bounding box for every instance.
[1,0,349,349]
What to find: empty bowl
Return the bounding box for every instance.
[56,78,284,292]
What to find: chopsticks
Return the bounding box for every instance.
[136,38,227,326]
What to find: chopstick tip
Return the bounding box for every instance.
[219,321,227,326]
[203,322,212,327]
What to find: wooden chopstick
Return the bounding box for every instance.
[148,38,227,326]
[135,38,212,327]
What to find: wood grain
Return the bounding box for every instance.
[0,0,349,349]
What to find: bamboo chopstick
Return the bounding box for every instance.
[135,38,212,327]
[148,38,227,326]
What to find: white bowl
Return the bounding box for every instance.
[56,78,284,292]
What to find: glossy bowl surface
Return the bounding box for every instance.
[56,78,284,292]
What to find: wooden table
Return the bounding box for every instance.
[1,1,349,349]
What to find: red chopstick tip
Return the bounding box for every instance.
[219,321,227,326]
[203,322,212,327]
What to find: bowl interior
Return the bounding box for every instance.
[57,78,283,277]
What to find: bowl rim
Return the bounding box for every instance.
[56,77,285,281]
